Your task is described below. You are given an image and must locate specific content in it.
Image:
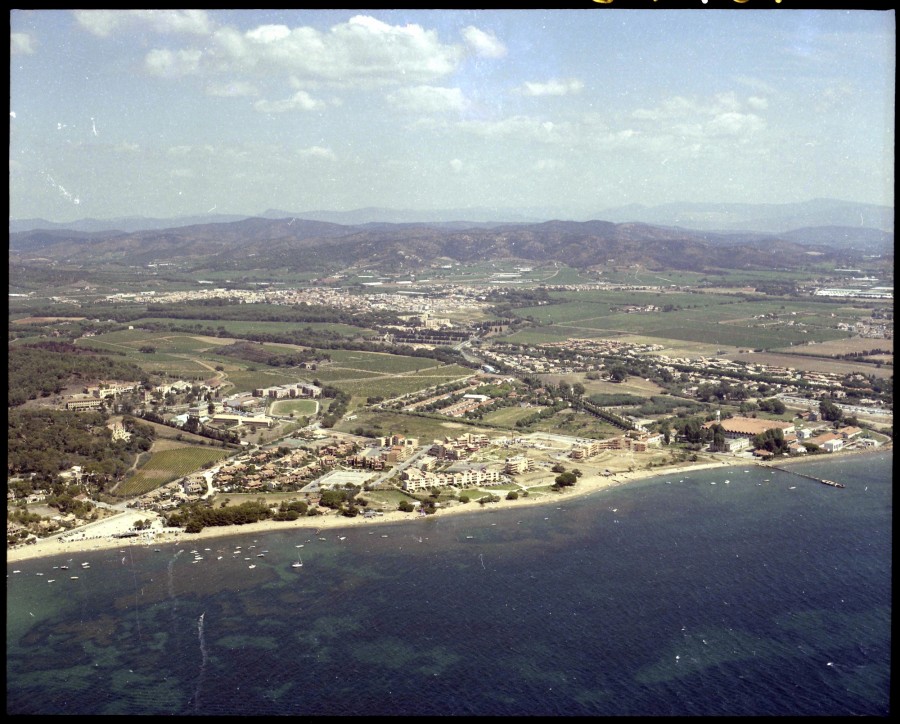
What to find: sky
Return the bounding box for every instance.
[9,7,896,223]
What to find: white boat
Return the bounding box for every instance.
[70,576,79,580]
[47,579,55,583]
[292,558,303,568]
[248,564,256,569]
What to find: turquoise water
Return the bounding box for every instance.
[6,453,892,715]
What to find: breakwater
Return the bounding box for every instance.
[765,464,845,488]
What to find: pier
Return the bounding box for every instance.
[766,465,845,488]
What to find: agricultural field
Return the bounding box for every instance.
[525,409,624,439]
[116,446,232,497]
[325,349,444,373]
[328,365,474,400]
[480,405,547,427]
[726,351,894,379]
[333,409,494,441]
[131,317,376,338]
[225,369,312,395]
[505,294,874,351]
[774,336,893,357]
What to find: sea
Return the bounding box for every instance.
[6,452,892,716]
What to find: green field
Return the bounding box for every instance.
[334,409,492,440]
[503,294,858,350]
[325,349,443,373]
[132,317,376,338]
[329,367,474,399]
[270,398,319,416]
[480,406,547,427]
[117,446,232,496]
[225,369,312,395]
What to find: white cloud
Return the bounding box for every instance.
[297,146,335,160]
[142,15,465,86]
[74,10,213,37]
[456,115,569,146]
[461,26,506,58]
[632,94,767,139]
[706,111,765,137]
[11,33,35,55]
[519,78,584,97]
[387,86,468,113]
[246,24,292,44]
[253,90,326,113]
[533,159,563,171]
[450,158,464,172]
[206,80,259,98]
[145,48,203,77]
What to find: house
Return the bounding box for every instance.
[838,426,863,440]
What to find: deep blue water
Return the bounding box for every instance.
[7,453,892,715]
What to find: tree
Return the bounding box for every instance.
[609,365,628,383]
[551,462,567,473]
[398,500,415,512]
[708,423,727,452]
[506,490,519,500]
[820,398,843,423]
[554,472,577,487]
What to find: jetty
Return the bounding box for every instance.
[765,464,845,488]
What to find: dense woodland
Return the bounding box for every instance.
[8,342,151,407]
[7,410,155,491]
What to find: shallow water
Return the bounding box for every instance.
[6,453,891,715]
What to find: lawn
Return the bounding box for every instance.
[270,399,320,417]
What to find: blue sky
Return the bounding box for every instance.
[9,8,895,222]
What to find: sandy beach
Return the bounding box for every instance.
[7,447,889,565]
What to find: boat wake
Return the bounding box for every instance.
[193,612,208,713]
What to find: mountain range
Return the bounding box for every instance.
[9,207,893,275]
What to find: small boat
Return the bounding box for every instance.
[256,553,265,558]
[339,537,346,541]
[248,564,256,569]
[59,565,69,570]
[789,486,797,490]
[70,576,79,580]
[13,570,21,574]
[36,572,44,576]
[292,558,303,568]
[47,579,55,583]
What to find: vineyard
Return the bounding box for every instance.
[117,446,232,497]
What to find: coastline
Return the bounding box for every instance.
[6,448,889,564]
